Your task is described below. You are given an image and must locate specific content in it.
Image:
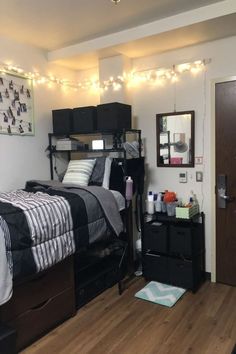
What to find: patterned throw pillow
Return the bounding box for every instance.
[62,159,96,186]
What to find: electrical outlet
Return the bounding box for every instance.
[195,156,203,165]
[196,171,203,182]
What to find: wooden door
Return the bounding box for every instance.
[215,80,236,285]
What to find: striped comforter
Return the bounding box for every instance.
[0,184,123,305]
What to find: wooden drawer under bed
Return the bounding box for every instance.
[0,256,76,352]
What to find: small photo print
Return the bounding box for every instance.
[14,90,19,100]
[19,124,24,133]
[5,89,9,98]
[26,89,31,98]
[9,80,13,90]
[3,113,8,122]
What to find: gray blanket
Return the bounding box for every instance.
[26,180,124,237]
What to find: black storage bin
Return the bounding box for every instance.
[52,108,72,134]
[72,106,97,133]
[169,225,192,257]
[144,223,168,253]
[169,258,193,289]
[97,102,131,130]
[143,253,169,283]
[0,324,16,354]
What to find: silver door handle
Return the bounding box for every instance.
[220,195,234,202]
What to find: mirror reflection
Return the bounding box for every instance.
[156,111,194,167]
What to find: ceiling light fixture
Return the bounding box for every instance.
[111,0,121,4]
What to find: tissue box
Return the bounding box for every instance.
[175,204,199,219]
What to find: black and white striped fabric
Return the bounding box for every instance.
[0,190,75,275]
[0,216,13,305]
[0,182,123,305]
[0,216,13,275]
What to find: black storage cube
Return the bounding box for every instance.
[0,324,17,354]
[144,223,168,253]
[52,109,72,134]
[143,253,169,283]
[97,102,131,130]
[169,258,193,289]
[72,106,97,133]
[169,225,192,257]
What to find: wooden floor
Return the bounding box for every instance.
[21,278,236,354]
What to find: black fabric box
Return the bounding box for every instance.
[144,223,168,253]
[0,324,17,354]
[52,108,72,134]
[169,258,194,289]
[143,253,169,283]
[97,102,131,130]
[72,106,97,133]
[169,225,192,257]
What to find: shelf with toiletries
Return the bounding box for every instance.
[145,190,199,219]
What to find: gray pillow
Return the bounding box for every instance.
[89,156,106,186]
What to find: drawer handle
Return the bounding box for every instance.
[147,253,161,258]
[30,298,52,311]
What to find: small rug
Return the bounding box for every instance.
[135,281,186,307]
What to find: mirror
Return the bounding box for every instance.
[156,110,195,167]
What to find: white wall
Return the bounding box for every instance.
[75,67,100,107]
[0,36,79,191]
[131,35,236,272]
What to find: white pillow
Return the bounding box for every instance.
[102,157,112,189]
[62,159,96,186]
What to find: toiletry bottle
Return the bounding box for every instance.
[148,191,153,201]
[155,192,162,212]
[161,194,167,213]
[146,191,154,214]
[125,176,133,201]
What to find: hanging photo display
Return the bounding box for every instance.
[0,71,34,135]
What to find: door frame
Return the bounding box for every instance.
[210,75,236,282]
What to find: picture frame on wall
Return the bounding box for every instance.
[0,71,34,135]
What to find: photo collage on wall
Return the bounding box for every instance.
[0,72,34,135]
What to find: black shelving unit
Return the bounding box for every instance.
[142,212,205,292]
[48,129,142,180]
[47,128,143,306]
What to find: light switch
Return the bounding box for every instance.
[196,171,203,182]
[179,172,187,183]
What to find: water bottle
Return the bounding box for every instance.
[125,176,133,201]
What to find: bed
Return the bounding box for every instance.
[0,155,144,351]
[0,157,130,351]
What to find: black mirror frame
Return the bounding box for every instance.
[156,110,195,167]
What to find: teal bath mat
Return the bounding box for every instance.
[135,281,186,307]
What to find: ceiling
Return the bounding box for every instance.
[1,0,236,71]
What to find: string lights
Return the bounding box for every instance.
[0,59,211,92]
